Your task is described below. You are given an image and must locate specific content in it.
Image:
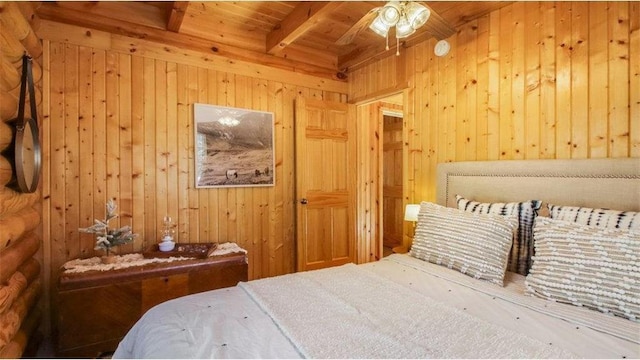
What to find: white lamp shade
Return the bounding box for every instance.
[369,16,391,38]
[404,204,420,222]
[379,2,401,26]
[405,2,430,29]
[395,17,415,38]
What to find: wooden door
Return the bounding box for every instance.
[382,115,403,248]
[295,97,356,271]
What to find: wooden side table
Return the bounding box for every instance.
[54,252,248,358]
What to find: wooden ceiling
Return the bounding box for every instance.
[35,1,511,81]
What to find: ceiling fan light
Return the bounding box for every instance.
[379,2,401,26]
[369,16,391,38]
[395,17,415,38]
[405,2,430,29]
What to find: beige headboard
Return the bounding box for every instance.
[436,158,640,212]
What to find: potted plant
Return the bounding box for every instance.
[79,198,138,263]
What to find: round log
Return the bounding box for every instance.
[8,57,42,84]
[0,271,27,315]
[0,279,41,350]
[9,84,42,110]
[0,156,12,188]
[17,258,40,285]
[0,90,18,121]
[0,31,25,63]
[0,233,40,284]
[0,3,32,41]
[0,207,41,249]
[20,30,42,59]
[0,120,12,151]
[0,189,39,218]
[0,258,39,314]
[7,57,43,83]
[0,2,41,60]
[0,56,21,92]
[0,308,41,359]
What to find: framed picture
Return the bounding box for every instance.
[194,103,275,188]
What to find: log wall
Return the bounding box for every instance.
[349,1,640,249]
[0,1,44,358]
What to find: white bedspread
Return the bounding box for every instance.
[114,254,640,359]
[240,263,573,358]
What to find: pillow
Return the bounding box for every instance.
[547,204,640,231]
[456,195,542,275]
[410,202,518,286]
[525,217,640,321]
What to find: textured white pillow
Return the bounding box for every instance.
[526,217,640,321]
[547,204,640,231]
[456,195,542,275]
[410,202,518,286]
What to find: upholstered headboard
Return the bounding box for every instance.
[436,158,640,212]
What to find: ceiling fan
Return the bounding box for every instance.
[336,1,455,56]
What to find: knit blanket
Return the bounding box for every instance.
[239,264,576,359]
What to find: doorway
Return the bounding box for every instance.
[382,111,403,257]
[353,91,405,263]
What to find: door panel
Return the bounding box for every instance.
[383,115,404,248]
[296,97,356,271]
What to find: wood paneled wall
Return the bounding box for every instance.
[350,1,639,248]
[42,39,346,281]
[0,2,44,358]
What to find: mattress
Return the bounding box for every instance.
[113,254,640,359]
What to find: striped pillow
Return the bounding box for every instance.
[526,217,640,321]
[456,195,542,275]
[547,204,640,231]
[410,202,518,286]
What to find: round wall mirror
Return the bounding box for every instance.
[13,117,41,193]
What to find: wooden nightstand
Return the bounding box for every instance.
[54,252,248,358]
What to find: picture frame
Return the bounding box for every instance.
[194,103,275,188]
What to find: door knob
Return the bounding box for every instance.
[300,198,308,204]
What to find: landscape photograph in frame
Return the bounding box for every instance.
[194,103,275,188]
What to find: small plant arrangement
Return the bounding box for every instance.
[79,198,138,258]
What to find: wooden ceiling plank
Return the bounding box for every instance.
[37,20,348,93]
[36,3,344,82]
[167,1,189,33]
[420,2,456,40]
[338,34,427,72]
[266,1,343,55]
[51,1,167,30]
[335,8,379,46]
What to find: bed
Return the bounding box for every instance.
[114,158,640,359]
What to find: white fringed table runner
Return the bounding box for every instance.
[63,242,247,274]
[62,253,194,274]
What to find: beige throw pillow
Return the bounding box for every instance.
[410,202,517,286]
[526,217,640,321]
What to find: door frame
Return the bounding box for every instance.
[352,88,409,262]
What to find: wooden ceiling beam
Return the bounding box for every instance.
[166,1,189,33]
[36,3,346,82]
[266,1,342,55]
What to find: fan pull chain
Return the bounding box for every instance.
[385,33,390,51]
[396,37,400,56]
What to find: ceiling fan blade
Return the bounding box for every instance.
[335,7,379,46]
[420,2,456,40]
